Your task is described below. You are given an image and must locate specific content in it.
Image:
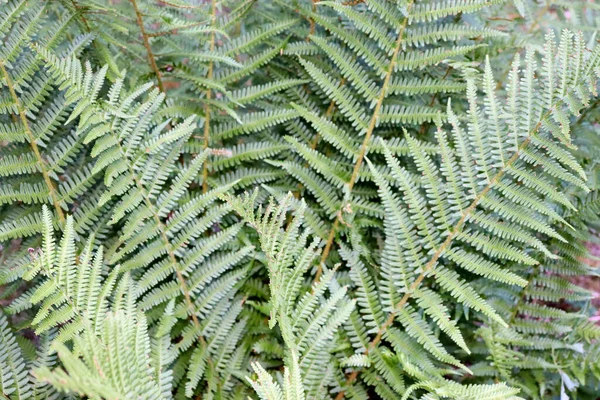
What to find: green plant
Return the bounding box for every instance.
[1,0,600,399]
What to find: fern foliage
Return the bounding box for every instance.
[227,191,355,399]
[1,0,600,399]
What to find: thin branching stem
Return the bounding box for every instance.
[0,61,66,223]
[334,136,535,399]
[335,98,567,397]
[130,0,165,92]
[112,135,201,329]
[316,0,415,282]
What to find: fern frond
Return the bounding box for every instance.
[0,312,32,399]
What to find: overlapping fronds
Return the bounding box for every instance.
[268,0,512,278]
[228,191,355,399]
[36,50,261,397]
[34,291,167,399]
[69,0,303,196]
[2,0,600,399]
[0,0,102,265]
[329,30,600,399]
[0,312,32,399]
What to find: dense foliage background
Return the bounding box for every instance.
[1,0,600,398]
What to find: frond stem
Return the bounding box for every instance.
[335,131,535,399]
[335,97,580,396]
[111,131,201,330]
[339,57,600,390]
[129,0,165,92]
[309,0,317,36]
[0,61,66,223]
[316,0,415,282]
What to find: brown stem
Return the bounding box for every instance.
[70,0,204,335]
[130,0,165,92]
[308,0,317,37]
[333,22,588,393]
[315,0,415,282]
[0,62,66,223]
[110,129,201,328]
[335,88,577,395]
[158,0,204,9]
[334,134,534,399]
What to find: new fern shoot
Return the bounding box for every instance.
[1,0,600,399]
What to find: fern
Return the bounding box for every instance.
[227,191,355,399]
[2,0,600,399]
[269,0,513,283]
[0,312,32,399]
[330,30,600,399]
[38,51,259,397]
[0,0,99,250]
